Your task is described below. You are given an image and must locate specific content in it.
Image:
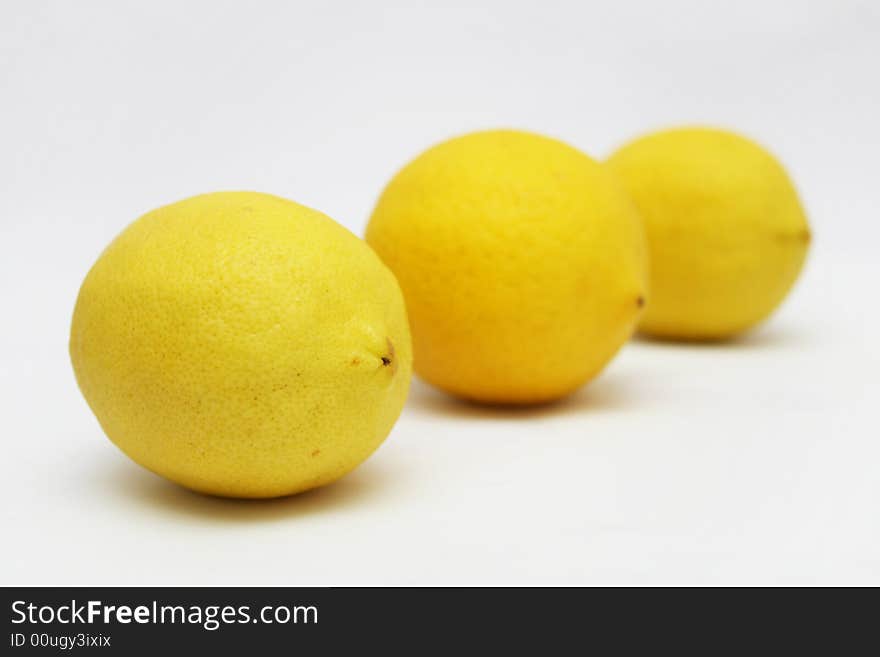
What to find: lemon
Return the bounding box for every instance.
[366,129,648,404]
[70,192,412,498]
[607,127,810,340]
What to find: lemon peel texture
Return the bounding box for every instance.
[367,130,648,404]
[70,191,412,498]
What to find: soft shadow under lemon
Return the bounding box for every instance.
[84,454,398,523]
[404,374,637,420]
[636,323,810,350]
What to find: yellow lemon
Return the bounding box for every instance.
[607,127,811,340]
[70,192,412,498]
[366,130,648,404]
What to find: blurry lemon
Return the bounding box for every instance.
[70,192,412,498]
[607,127,810,340]
[366,130,647,404]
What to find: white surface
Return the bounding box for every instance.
[2,0,879,585]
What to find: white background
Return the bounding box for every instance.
[2,0,878,585]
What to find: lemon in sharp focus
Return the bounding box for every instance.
[366,129,648,405]
[70,191,412,498]
[607,127,810,340]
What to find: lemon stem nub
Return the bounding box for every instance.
[382,338,397,375]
